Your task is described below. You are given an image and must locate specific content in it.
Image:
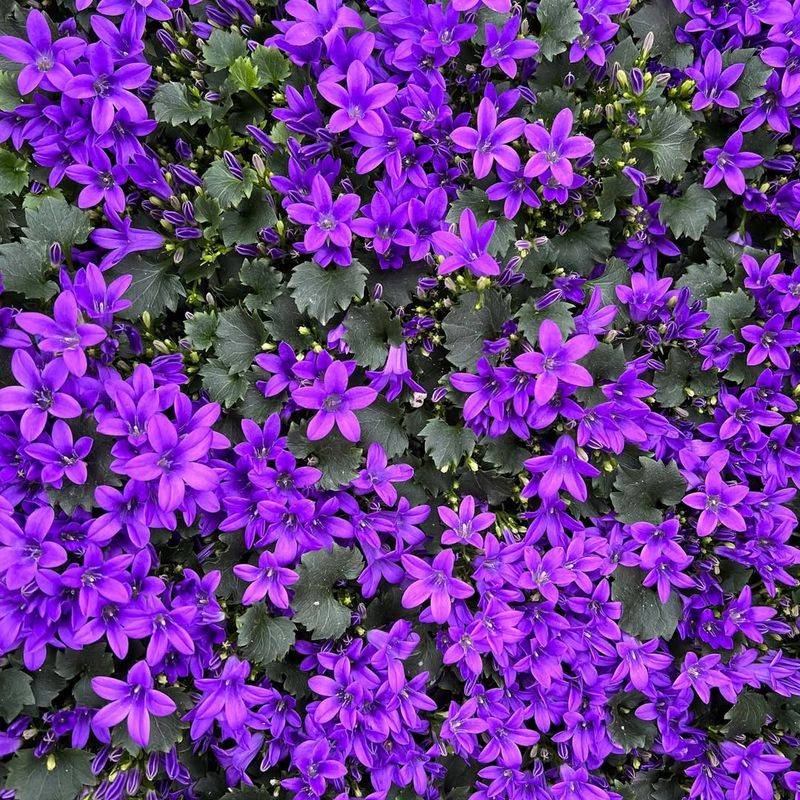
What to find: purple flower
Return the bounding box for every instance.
[432,208,500,277]
[117,412,220,511]
[523,435,600,502]
[318,60,397,135]
[186,656,272,739]
[307,656,365,729]
[284,739,346,795]
[286,175,360,267]
[64,43,151,134]
[686,48,745,111]
[365,343,424,401]
[569,13,618,66]
[514,320,596,404]
[482,16,539,78]
[0,9,83,94]
[351,192,415,254]
[293,360,376,441]
[683,471,748,536]
[234,551,298,607]
[352,443,413,505]
[703,131,762,194]
[438,496,495,547]
[524,108,593,186]
[741,315,800,369]
[720,741,790,800]
[26,418,92,484]
[0,350,82,440]
[92,661,177,747]
[0,506,66,590]
[672,652,732,703]
[451,97,525,179]
[15,290,106,376]
[400,549,474,623]
[65,148,129,214]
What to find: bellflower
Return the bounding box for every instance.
[703,131,763,194]
[524,108,594,186]
[0,9,83,94]
[292,360,377,441]
[450,97,525,179]
[432,208,500,277]
[92,661,177,747]
[401,550,474,623]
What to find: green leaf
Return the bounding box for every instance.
[627,0,693,68]
[549,223,611,273]
[676,261,727,300]
[203,159,256,209]
[0,148,28,194]
[608,692,658,751]
[289,260,368,324]
[343,302,403,370]
[482,434,530,475]
[0,668,34,721]
[612,566,682,640]
[24,196,92,251]
[228,55,259,92]
[251,46,291,86]
[356,398,409,458]
[611,456,685,524]
[653,348,716,407]
[517,299,575,343]
[722,690,767,737]
[29,666,67,708]
[200,360,249,408]
[241,259,282,312]
[0,71,21,110]
[220,191,278,247]
[112,256,185,320]
[202,29,248,70]
[185,311,218,351]
[598,174,633,221]
[442,290,511,369]
[292,545,363,640]
[658,185,716,240]
[55,643,113,680]
[420,419,477,471]
[152,82,213,125]
[705,290,755,335]
[263,293,308,349]
[288,428,361,490]
[636,106,696,181]
[5,749,96,800]
[215,307,266,373]
[536,0,581,60]
[0,240,57,300]
[237,606,296,665]
[725,49,772,104]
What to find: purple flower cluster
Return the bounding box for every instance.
[0,0,799,798]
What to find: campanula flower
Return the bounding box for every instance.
[292,360,377,441]
[432,208,500,277]
[451,97,525,179]
[401,549,474,623]
[524,108,593,186]
[0,350,81,439]
[0,9,83,94]
[92,661,177,747]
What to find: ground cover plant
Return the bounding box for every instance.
[0,0,799,798]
